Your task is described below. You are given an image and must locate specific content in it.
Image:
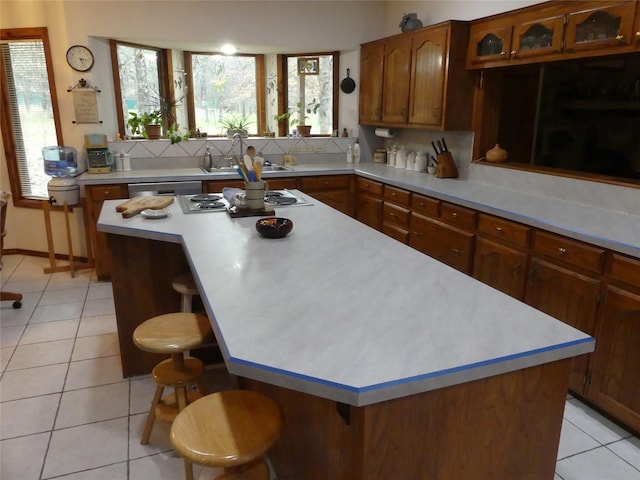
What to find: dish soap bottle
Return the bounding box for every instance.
[346,144,353,163]
[353,140,360,163]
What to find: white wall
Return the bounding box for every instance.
[0,0,543,256]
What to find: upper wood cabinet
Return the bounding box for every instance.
[360,21,473,131]
[467,1,640,69]
[565,2,637,53]
[358,43,384,124]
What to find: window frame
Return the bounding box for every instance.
[110,40,174,139]
[184,51,266,137]
[276,51,339,137]
[0,27,63,209]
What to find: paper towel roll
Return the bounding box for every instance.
[375,128,395,138]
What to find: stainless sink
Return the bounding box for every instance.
[201,164,292,173]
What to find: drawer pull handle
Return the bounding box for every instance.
[495,227,503,232]
[452,247,462,254]
[616,34,625,42]
[452,212,458,218]
[389,213,396,217]
[512,261,521,279]
[324,181,329,186]
[558,247,567,254]
[413,232,423,237]
[391,193,397,197]
[418,202,424,206]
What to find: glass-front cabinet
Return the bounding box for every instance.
[511,15,565,60]
[467,24,513,66]
[565,2,637,52]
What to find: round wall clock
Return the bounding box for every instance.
[66,45,94,72]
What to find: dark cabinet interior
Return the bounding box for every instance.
[482,52,640,183]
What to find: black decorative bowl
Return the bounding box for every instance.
[256,217,293,238]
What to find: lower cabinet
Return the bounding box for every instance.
[409,213,475,275]
[589,254,640,432]
[473,237,527,300]
[355,177,383,229]
[300,175,353,216]
[382,185,410,244]
[85,184,129,280]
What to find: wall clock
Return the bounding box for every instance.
[66,45,94,72]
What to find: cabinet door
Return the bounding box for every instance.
[356,193,383,230]
[467,24,513,67]
[565,2,637,53]
[589,286,640,432]
[409,26,447,126]
[381,36,412,123]
[359,43,384,124]
[525,257,601,393]
[409,214,475,274]
[473,237,527,300]
[511,14,565,60]
[85,184,128,280]
[311,190,351,216]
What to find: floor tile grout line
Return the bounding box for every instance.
[563,411,633,447]
[604,442,640,473]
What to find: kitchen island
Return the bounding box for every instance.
[98,192,593,479]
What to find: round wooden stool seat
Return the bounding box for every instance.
[133,312,212,354]
[170,390,284,480]
[152,357,205,386]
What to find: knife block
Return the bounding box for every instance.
[435,152,458,179]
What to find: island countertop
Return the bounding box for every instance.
[98,192,594,406]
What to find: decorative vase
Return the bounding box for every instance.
[296,125,311,137]
[145,124,162,140]
[400,13,423,33]
[485,144,508,163]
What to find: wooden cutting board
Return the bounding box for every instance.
[115,196,174,218]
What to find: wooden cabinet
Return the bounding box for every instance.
[355,177,383,230]
[565,2,638,53]
[524,231,605,393]
[473,214,531,300]
[360,21,473,130]
[85,184,128,280]
[381,185,410,244]
[467,1,640,69]
[381,36,412,124]
[589,254,640,432]
[300,175,353,216]
[358,43,384,124]
[409,22,473,130]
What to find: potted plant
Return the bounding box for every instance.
[127,110,164,139]
[273,99,321,137]
[167,123,191,144]
[219,114,252,138]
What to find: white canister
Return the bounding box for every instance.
[47,177,80,206]
[414,151,427,171]
[116,152,131,171]
[406,151,416,170]
[395,146,406,169]
[245,180,266,210]
[387,147,396,166]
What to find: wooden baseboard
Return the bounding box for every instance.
[1,248,89,264]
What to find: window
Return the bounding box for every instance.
[186,53,263,136]
[0,27,63,206]
[111,41,172,138]
[277,52,338,136]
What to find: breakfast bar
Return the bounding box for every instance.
[98,193,594,479]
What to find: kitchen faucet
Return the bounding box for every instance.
[232,132,245,158]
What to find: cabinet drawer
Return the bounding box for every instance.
[87,185,127,201]
[383,185,411,207]
[356,177,383,195]
[383,203,410,228]
[533,231,606,274]
[477,213,531,247]
[610,254,640,289]
[382,223,409,244]
[300,175,350,191]
[440,203,477,230]
[411,193,440,218]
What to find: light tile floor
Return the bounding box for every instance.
[2,254,640,479]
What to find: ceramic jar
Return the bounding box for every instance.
[486,144,508,163]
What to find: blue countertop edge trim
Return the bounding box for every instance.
[228,336,595,394]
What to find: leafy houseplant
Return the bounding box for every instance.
[167,123,191,144]
[273,99,321,137]
[127,110,164,139]
[219,114,253,138]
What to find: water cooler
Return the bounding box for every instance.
[43,146,81,206]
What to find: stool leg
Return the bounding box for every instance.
[195,377,208,396]
[141,385,165,444]
[183,458,194,480]
[176,386,188,411]
[182,293,193,313]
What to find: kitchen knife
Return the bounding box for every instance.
[431,141,440,156]
[436,140,444,154]
[441,138,449,152]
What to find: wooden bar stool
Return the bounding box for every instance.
[170,390,284,480]
[173,272,199,313]
[133,312,213,445]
